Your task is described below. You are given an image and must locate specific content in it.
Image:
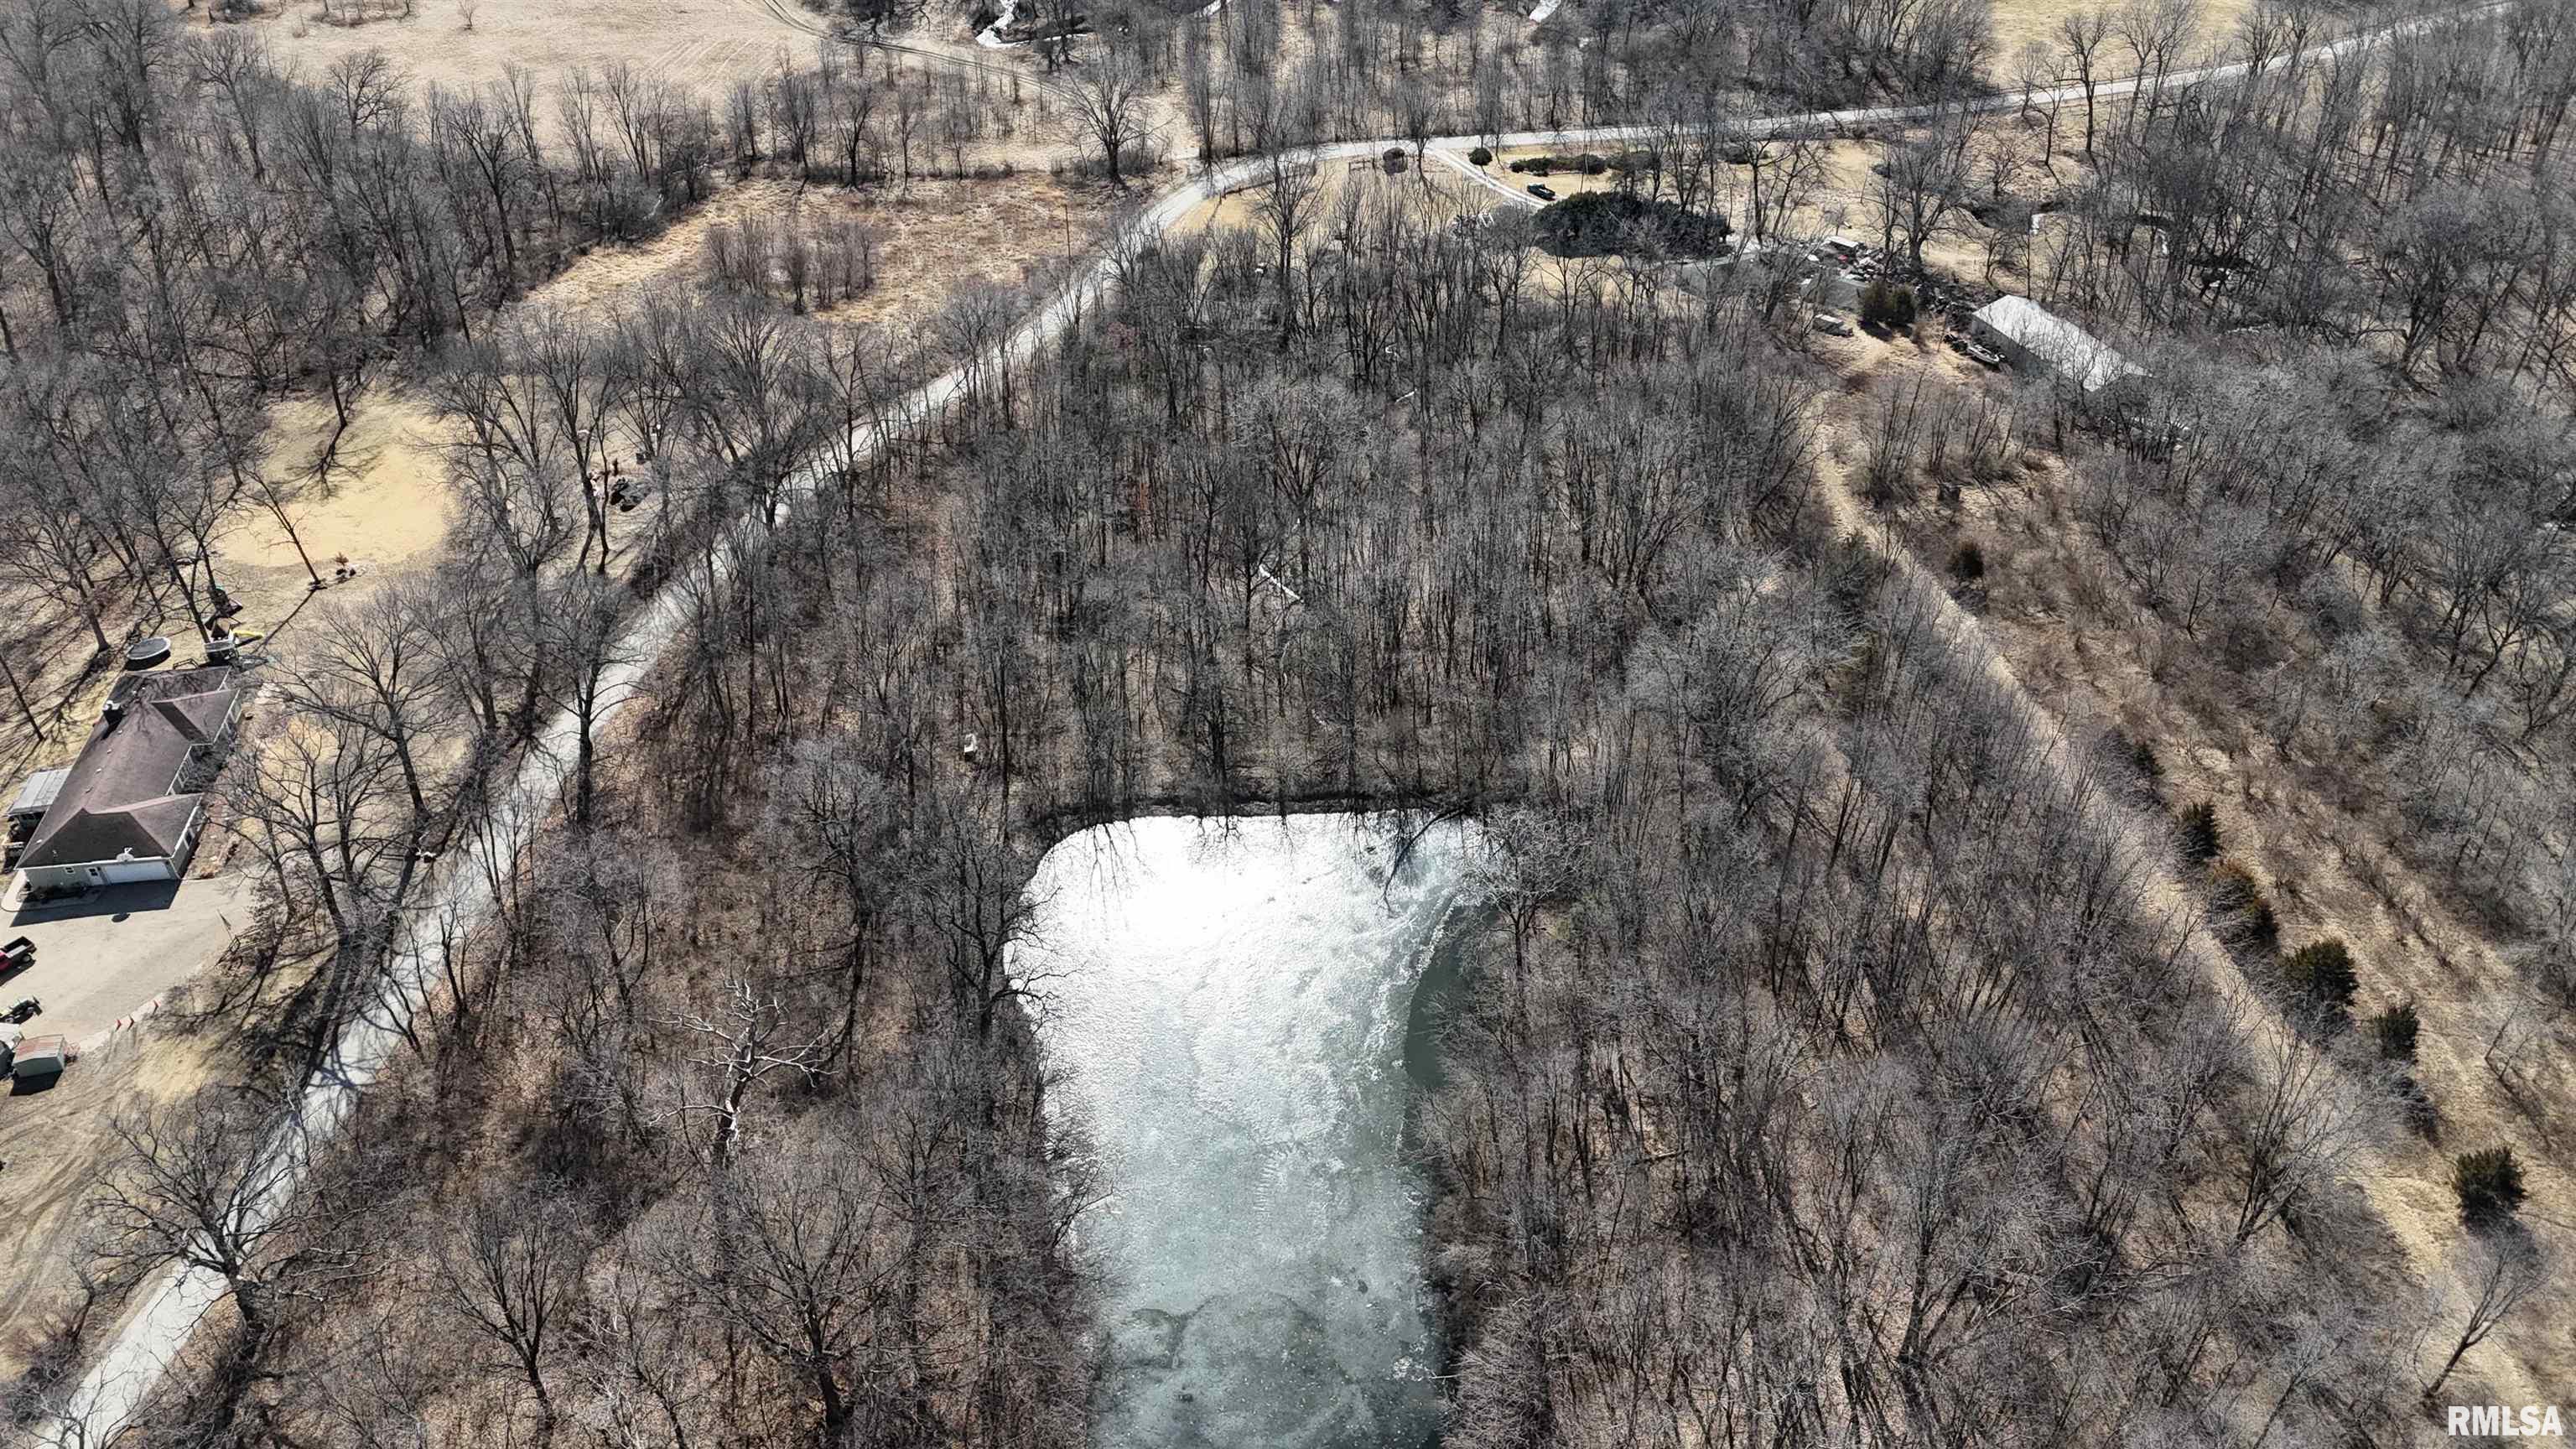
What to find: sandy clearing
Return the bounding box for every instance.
[215,389,454,640]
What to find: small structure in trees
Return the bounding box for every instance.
[1967,295,2143,396]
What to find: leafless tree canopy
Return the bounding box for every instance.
[20,0,2576,1442]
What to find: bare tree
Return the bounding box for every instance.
[1872,114,1977,275]
[671,978,829,1166]
[88,1092,324,1349]
[2228,1020,2369,1249]
[1059,46,1156,185]
[2423,1233,2547,1398]
[537,569,636,828]
[1249,149,1323,342]
[699,1130,901,1441]
[2058,7,2113,155]
[433,1177,594,1432]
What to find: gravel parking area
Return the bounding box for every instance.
[0,875,254,1046]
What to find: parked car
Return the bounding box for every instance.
[1812,311,1855,336]
[1963,340,2005,368]
[1525,183,1557,200]
[3,998,37,1026]
[0,937,31,984]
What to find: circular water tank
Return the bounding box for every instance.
[122,636,171,670]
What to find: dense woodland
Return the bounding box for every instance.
[0,0,2571,1443]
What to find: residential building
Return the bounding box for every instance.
[13,667,241,894]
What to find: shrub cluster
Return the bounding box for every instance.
[2454,1146,2527,1227]
[2208,860,2280,954]
[1509,151,1614,175]
[2371,1000,2419,1060]
[1860,278,1917,330]
[1531,192,1731,258]
[2281,937,2359,1014]
[2106,727,2163,795]
[2177,800,2221,864]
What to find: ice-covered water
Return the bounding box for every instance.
[1018,813,1479,1449]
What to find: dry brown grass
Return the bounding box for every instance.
[211,0,821,102]
[214,167,1120,643]
[1834,359,2576,1408]
[530,171,1119,325]
[0,1026,230,1383]
[1986,0,2255,80]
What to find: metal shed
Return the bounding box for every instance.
[1967,295,2145,395]
[9,1033,66,1082]
[7,767,67,821]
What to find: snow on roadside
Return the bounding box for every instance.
[975,0,1018,48]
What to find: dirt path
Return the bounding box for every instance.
[1808,325,2563,1404]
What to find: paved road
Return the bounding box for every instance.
[44,1,2516,1438]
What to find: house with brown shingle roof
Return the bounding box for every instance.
[14,667,241,894]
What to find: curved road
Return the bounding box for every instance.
[45,1,2514,1439]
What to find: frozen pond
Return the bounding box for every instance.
[1018,813,1480,1449]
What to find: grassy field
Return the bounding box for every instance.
[213,0,820,100]
[1987,0,2257,79]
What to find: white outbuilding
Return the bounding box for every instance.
[1967,295,2144,396]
